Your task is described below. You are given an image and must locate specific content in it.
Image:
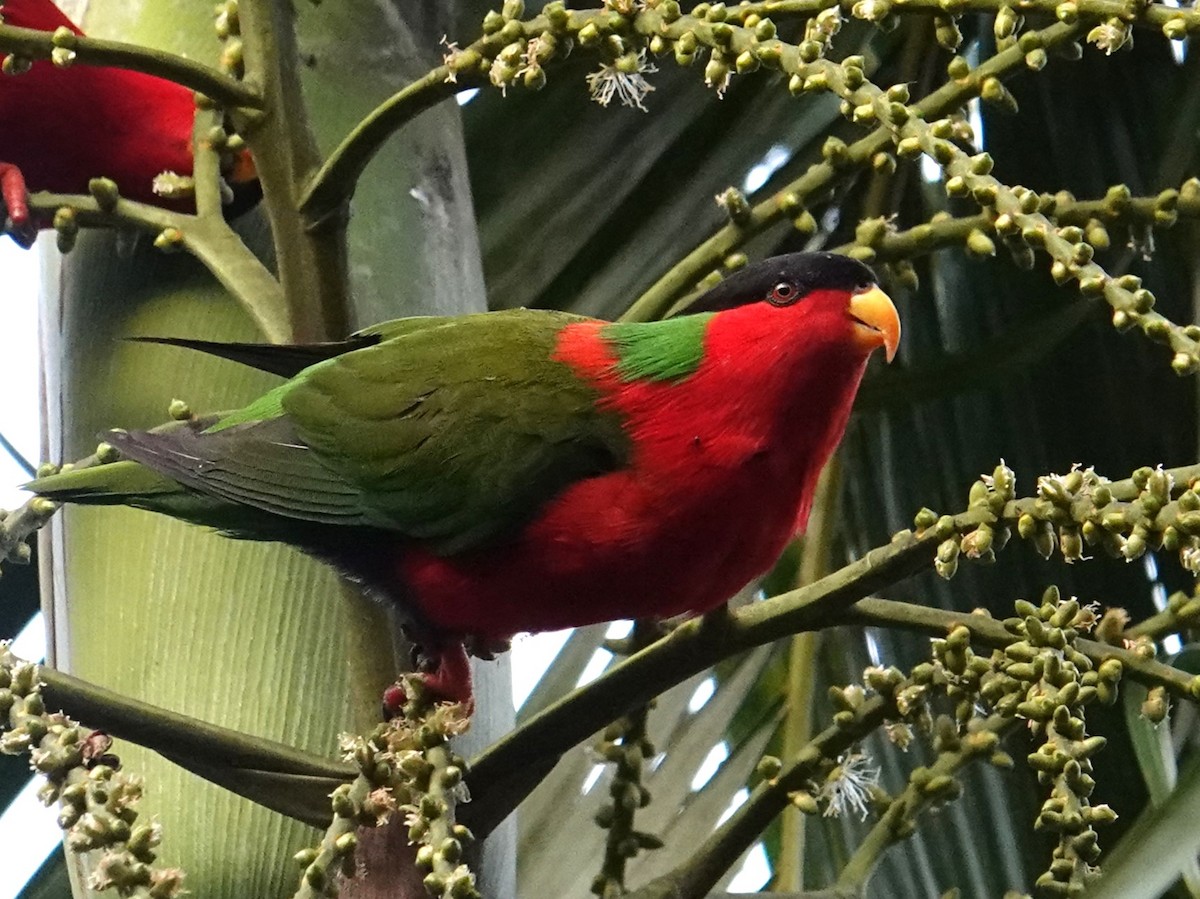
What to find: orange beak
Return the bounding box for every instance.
[848,285,900,362]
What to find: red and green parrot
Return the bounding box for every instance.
[28,252,900,707]
[0,0,255,244]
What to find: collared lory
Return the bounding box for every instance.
[0,0,256,244]
[28,252,900,707]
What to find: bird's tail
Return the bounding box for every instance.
[27,460,183,505]
[27,457,290,540]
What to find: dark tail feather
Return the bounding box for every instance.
[126,334,381,378]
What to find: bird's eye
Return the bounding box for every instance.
[769,282,797,306]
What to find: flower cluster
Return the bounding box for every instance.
[294,682,475,899]
[1,646,185,899]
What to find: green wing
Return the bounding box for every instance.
[65,310,632,555]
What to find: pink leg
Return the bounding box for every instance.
[421,641,474,708]
[0,162,36,247]
[382,641,475,718]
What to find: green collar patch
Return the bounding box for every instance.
[601,314,713,384]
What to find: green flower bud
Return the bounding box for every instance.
[798,39,823,63]
[935,554,958,579]
[154,227,186,253]
[704,56,730,90]
[1164,16,1190,39]
[852,102,876,125]
[1056,1,1078,23]
[482,9,505,33]
[790,790,819,813]
[972,183,998,206]
[822,136,849,167]
[1174,353,1200,376]
[935,16,962,49]
[792,210,817,236]
[945,175,968,197]
[994,5,1020,38]
[88,172,121,210]
[1076,220,1107,252]
[756,755,783,779]
[980,77,1006,104]
[1059,526,1083,561]
[757,43,782,68]
[735,50,759,74]
[52,206,78,253]
[523,65,547,90]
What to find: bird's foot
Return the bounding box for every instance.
[382,641,474,720]
[0,162,37,248]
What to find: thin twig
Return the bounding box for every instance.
[235,0,350,341]
[27,193,290,342]
[627,697,893,899]
[0,22,261,108]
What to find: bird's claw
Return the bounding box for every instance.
[382,641,475,719]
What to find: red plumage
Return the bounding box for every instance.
[0,0,235,232]
[399,289,873,647]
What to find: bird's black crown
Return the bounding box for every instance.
[686,252,877,314]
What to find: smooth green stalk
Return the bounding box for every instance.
[235,0,350,341]
[845,598,1199,699]
[298,67,472,227]
[37,663,354,828]
[777,462,839,891]
[27,192,290,342]
[626,697,893,899]
[0,22,261,107]
[834,716,1014,892]
[838,181,1200,263]
[191,106,225,220]
[741,0,1196,24]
